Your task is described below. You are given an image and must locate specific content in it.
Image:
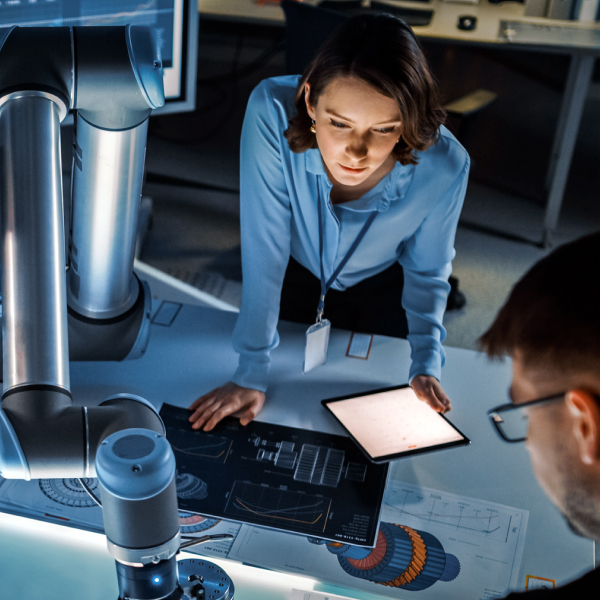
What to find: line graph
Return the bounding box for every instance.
[385,487,514,542]
[168,428,233,464]
[224,481,331,534]
[235,498,324,525]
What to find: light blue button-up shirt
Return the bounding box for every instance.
[232,76,470,392]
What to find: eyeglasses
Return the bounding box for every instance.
[487,392,566,443]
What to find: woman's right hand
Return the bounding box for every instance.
[188,382,265,432]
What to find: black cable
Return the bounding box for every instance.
[193,85,227,113]
[78,478,102,507]
[150,35,285,145]
[196,36,285,85]
[151,35,247,145]
[191,34,245,142]
[180,533,234,550]
[144,172,239,195]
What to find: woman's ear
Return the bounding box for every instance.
[304,83,316,120]
[566,390,600,465]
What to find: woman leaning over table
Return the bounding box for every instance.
[189,13,470,431]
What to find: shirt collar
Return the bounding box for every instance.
[305,148,326,176]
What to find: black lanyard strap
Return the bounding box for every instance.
[317,197,377,321]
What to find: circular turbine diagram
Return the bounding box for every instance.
[178,511,221,534]
[39,478,100,508]
[176,472,208,500]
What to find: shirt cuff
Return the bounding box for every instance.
[232,355,271,393]
[408,346,445,383]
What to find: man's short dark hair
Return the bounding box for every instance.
[479,232,600,376]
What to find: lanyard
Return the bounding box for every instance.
[317,198,377,322]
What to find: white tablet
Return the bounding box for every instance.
[322,384,470,463]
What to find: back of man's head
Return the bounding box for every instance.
[480,231,600,541]
[480,231,600,381]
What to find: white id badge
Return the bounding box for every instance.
[303,319,331,373]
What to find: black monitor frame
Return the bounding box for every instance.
[154,0,198,116]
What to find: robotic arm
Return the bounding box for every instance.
[0,26,228,600]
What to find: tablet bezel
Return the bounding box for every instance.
[322,384,470,463]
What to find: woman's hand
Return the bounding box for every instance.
[411,375,451,413]
[188,382,266,432]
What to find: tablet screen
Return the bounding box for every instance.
[323,385,469,462]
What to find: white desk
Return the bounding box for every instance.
[0,303,593,599]
[198,0,600,246]
[199,0,599,47]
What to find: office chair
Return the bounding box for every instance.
[282,0,348,75]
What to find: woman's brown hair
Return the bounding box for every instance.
[284,13,446,166]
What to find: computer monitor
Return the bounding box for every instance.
[0,0,198,115]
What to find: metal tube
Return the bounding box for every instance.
[0,93,70,392]
[68,114,148,319]
[542,53,594,246]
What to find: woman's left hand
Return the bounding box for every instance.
[411,375,451,413]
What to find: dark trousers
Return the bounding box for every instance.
[279,257,409,339]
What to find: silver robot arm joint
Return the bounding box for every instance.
[0,25,194,600]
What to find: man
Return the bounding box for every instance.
[479,231,600,598]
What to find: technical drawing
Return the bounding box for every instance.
[309,522,460,591]
[294,444,345,487]
[251,435,298,470]
[345,462,367,483]
[38,476,220,535]
[178,511,220,534]
[250,437,348,486]
[160,403,388,546]
[39,478,101,508]
[169,428,233,464]
[386,488,513,542]
[225,481,331,534]
[176,471,208,500]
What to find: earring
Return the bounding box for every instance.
[310,119,316,134]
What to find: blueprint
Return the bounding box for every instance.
[0,470,528,598]
[0,474,240,558]
[227,480,529,600]
[160,403,389,546]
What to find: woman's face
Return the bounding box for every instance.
[305,76,402,187]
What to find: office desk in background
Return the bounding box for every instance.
[198,0,600,247]
[0,302,593,599]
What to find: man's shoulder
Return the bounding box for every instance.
[502,567,600,600]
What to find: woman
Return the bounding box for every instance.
[189,14,469,431]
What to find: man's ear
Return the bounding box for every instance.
[566,390,600,465]
[304,83,315,120]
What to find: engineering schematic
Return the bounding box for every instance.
[159,403,389,546]
[309,522,460,591]
[34,473,220,534]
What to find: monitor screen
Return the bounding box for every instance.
[0,0,197,115]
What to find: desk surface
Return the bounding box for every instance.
[0,303,594,599]
[199,0,600,52]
